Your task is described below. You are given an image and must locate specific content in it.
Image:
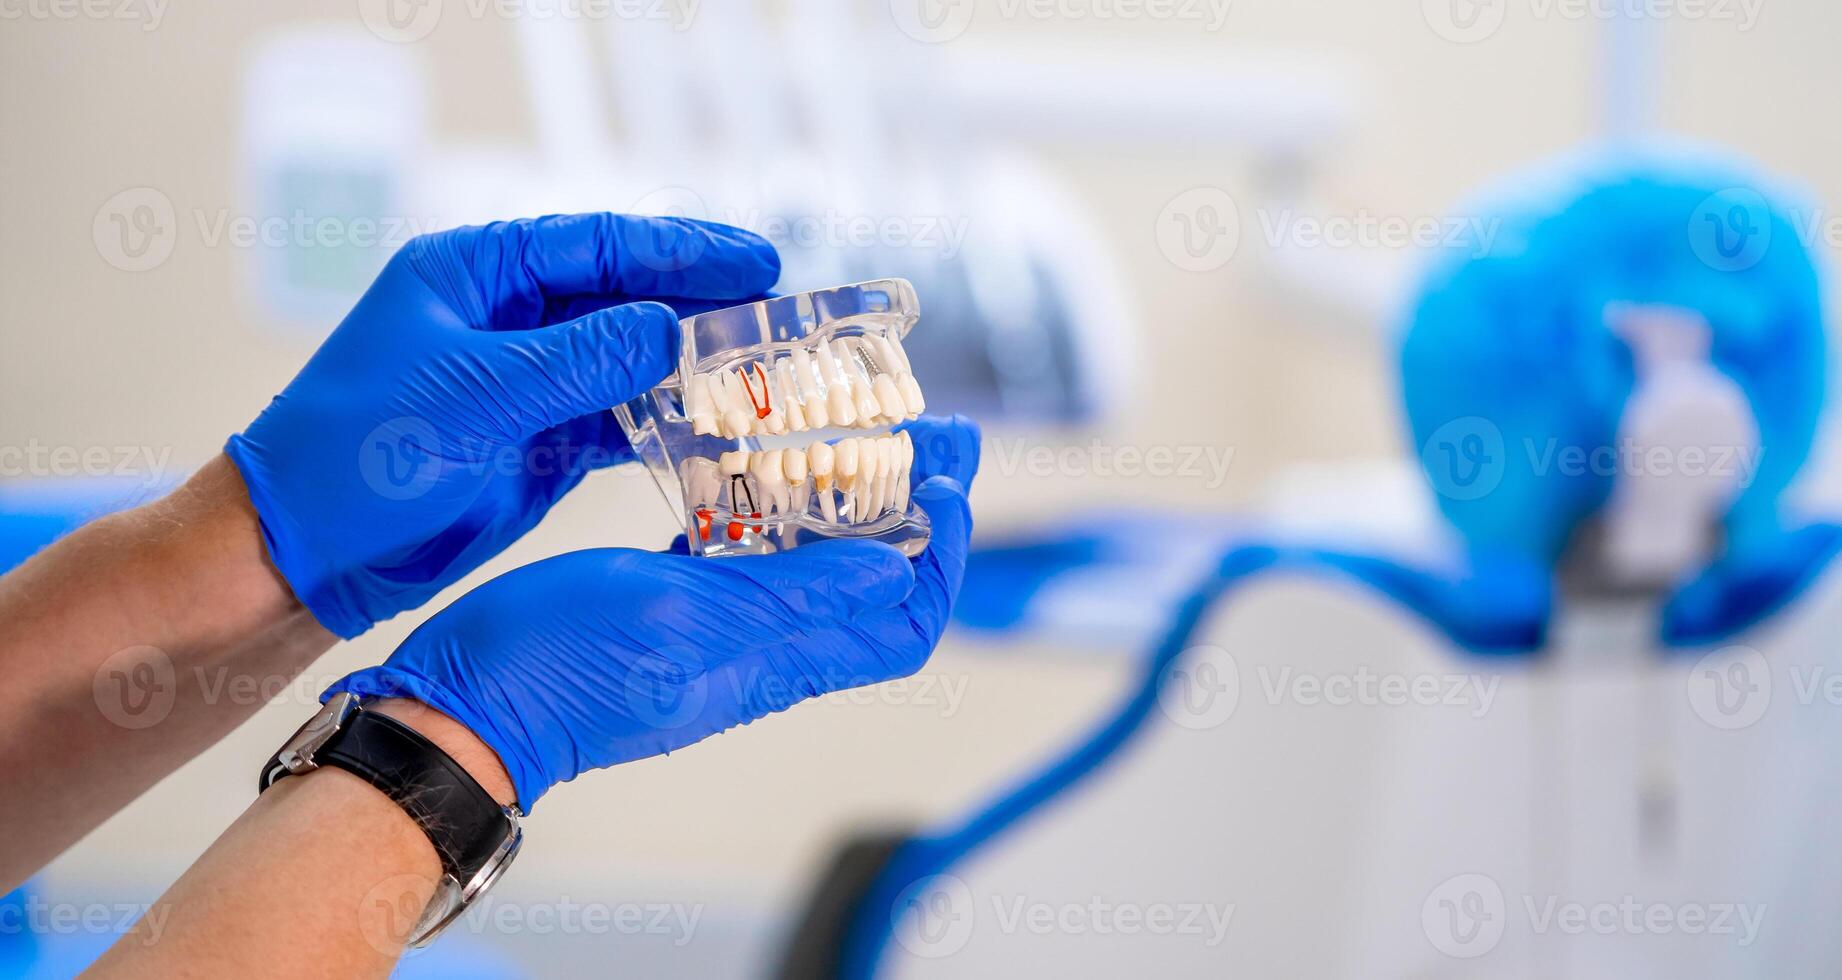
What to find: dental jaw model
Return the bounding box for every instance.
[614,279,931,557]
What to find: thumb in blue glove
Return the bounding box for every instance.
[226,213,780,638]
[328,415,980,811]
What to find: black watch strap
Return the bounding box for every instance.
[260,695,518,887]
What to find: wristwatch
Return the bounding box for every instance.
[259,692,524,947]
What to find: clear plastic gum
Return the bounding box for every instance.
[613,278,930,558]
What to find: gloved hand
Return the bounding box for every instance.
[327,415,981,811]
[226,213,780,638]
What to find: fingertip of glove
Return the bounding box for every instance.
[596,301,681,366]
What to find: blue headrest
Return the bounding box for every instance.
[1401,144,1828,566]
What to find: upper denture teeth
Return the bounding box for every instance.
[719,369,754,438]
[866,334,915,419]
[816,342,858,427]
[837,340,883,424]
[774,359,808,432]
[688,372,718,436]
[792,348,830,429]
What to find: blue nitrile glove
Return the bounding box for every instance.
[328,415,981,811]
[225,213,780,638]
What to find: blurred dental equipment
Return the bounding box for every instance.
[775,146,1842,979]
[236,3,1360,427]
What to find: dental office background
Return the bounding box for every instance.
[6,0,1842,976]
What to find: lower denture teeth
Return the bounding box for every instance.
[896,430,914,514]
[809,440,838,523]
[876,437,897,515]
[751,449,789,517]
[837,436,861,521]
[681,457,721,541]
[719,450,754,540]
[784,447,810,516]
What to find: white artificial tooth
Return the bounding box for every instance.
[808,440,837,523]
[863,438,884,516]
[808,440,834,489]
[882,334,923,416]
[827,385,857,427]
[719,450,749,477]
[775,359,808,432]
[838,340,882,424]
[816,342,856,427]
[740,364,782,435]
[876,437,898,515]
[751,449,789,516]
[837,437,860,520]
[681,457,722,543]
[719,369,754,438]
[783,447,810,515]
[682,457,720,505]
[748,362,786,435]
[886,333,915,374]
[836,437,860,490]
[688,373,718,436]
[872,374,905,423]
[792,348,823,401]
[798,351,831,429]
[868,335,905,389]
[897,430,914,514]
[897,373,926,416]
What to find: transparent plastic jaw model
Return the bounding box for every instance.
[614,278,930,558]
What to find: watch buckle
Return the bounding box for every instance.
[276,691,362,776]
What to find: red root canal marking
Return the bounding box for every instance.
[739,362,772,420]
